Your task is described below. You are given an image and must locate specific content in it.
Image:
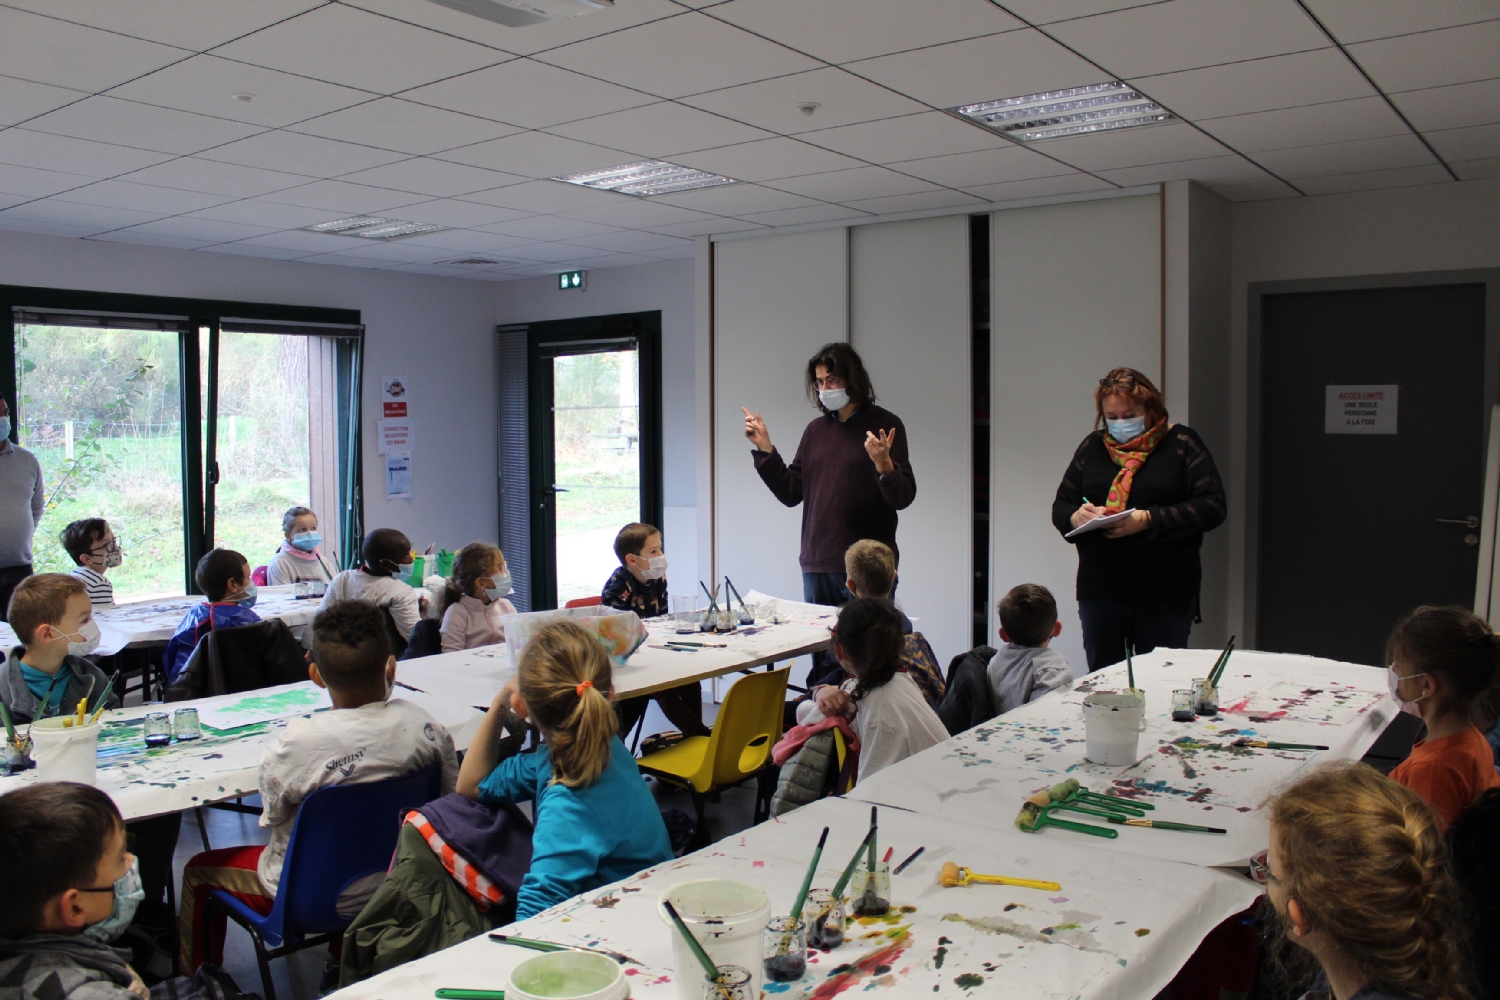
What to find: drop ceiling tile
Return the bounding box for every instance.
[0,0,325,51]
[1300,0,1500,44]
[1133,48,1376,120]
[560,198,719,228]
[504,242,600,263]
[961,172,1114,203]
[709,0,1019,64]
[0,199,162,232]
[183,199,338,229]
[199,131,407,176]
[24,97,267,156]
[1003,1,1168,24]
[88,230,218,250]
[297,252,394,269]
[1038,121,1226,171]
[656,183,820,215]
[1204,177,1302,200]
[569,251,668,269]
[546,103,774,157]
[1295,162,1453,194]
[0,8,186,92]
[437,132,630,178]
[0,164,99,199]
[645,243,696,259]
[1252,132,1438,178]
[534,13,822,99]
[566,229,692,253]
[846,29,1101,109]
[643,216,768,237]
[109,56,370,129]
[288,99,521,155]
[261,179,427,214]
[0,217,102,238]
[890,145,1075,188]
[500,262,566,277]
[1426,122,1500,161]
[1349,19,1500,92]
[340,0,681,57]
[1390,78,1500,132]
[338,157,527,196]
[0,75,88,128]
[404,60,652,130]
[681,68,929,136]
[1047,0,1331,78]
[116,217,280,242]
[123,157,310,197]
[0,129,174,178]
[1196,97,1409,153]
[460,178,627,213]
[1096,153,1278,186]
[800,112,1010,163]
[672,138,864,182]
[737,203,873,226]
[1453,155,1500,179]
[763,166,939,201]
[199,242,312,260]
[479,215,621,240]
[310,239,450,262]
[215,5,507,93]
[56,180,231,215]
[0,193,31,211]
[395,198,536,228]
[397,228,535,251]
[839,189,987,214]
[237,229,381,253]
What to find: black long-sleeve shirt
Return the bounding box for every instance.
[1051,424,1226,612]
[753,404,917,574]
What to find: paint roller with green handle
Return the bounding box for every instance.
[1047,778,1153,813]
[1015,801,1117,839]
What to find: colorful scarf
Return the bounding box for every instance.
[1103,421,1166,512]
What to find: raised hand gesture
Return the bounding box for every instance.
[742,406,773,453]
[864,427,897,474]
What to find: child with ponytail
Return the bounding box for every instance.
[457,619,672,918]
[1258,761,1472,1000]
[1385,606,1500,827]
[439,542,516,652]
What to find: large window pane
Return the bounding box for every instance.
[16,324,185,600]
[553,348,640,604]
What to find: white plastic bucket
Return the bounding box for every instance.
[658,880,770,1000]
[30,717,100,784]
[507,950,628,1000]
[1082,691,1147,766]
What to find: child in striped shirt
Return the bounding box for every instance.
[60,518,119,608]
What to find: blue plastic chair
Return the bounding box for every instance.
[204,763,443,1000]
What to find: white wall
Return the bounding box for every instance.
[850,215,970,663]
[493,258,698,576]
[1227,177,1500,642]
[0,228,499,557]
[991,194,1162,670]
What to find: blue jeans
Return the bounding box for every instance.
[802,572,897,606]
[1077,598,1194,674]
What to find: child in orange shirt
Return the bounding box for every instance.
[1386,605,1500,828]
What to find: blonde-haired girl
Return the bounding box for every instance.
[457,619,672,918]
[439,542,517,652]
[1256,761,1472,1000]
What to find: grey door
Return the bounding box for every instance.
[1259,283,1488,665]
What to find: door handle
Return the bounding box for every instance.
[547,485,569,493]
[1436,516,1480,529]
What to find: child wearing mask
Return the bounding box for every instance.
[61,518,121,607]
[1385,604,1500,828]
[1255,761,1469,1000]
[439,542,516,652]
[798,597,948,781]
[178,599,457,972]
[319,528,420,641]
[163,549,260,687]
[0,573,112,723]
[458,618,672,919]
[601,523,707,740]
[266,506,337,586]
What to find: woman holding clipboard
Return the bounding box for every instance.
[1052,367,1226,672]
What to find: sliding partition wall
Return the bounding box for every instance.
[1,286,362,598]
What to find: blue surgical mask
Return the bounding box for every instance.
[484,569,513,602]
[290,531,322,552]
[1106,416,1147,442]
[0,416,10,440]
[397,561,415,582]
[82,857,145,942]
[237,579,258,608]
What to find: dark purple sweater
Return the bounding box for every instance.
[753,404,917,573]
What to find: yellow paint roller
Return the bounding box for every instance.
[939,861,1061,892]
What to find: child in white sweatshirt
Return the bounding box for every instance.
[987,584,1074,715]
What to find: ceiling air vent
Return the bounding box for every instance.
[437,258,517,268]
[424,0,612,28]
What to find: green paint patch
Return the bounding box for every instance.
[953,974,983,990]
[1135,928,1151,937]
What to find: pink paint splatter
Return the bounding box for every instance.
[1048,896,1069,903]
[753,861,765,868]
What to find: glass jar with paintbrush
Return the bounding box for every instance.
[850,807,889,918]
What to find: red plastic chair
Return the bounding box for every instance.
[565,595,603,608]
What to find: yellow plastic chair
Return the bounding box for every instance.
[637,666,789,845]
[831,727,857,795]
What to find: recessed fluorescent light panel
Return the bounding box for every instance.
[424,0,611,29]
[951,82,1175,143]
[302,217,448,240]
[552,160,737,197]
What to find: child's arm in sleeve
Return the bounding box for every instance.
[389,587,421,639]
[514,796,608,919]
[256,738,299,830]
[439,605,465,653]
[435,724,459,796]
[1025,660,1075,704]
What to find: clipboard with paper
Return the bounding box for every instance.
[1065,508,1138,538]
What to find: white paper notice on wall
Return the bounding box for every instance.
[1325,384,1398,435]
[381,375,411,418]
[385,452,411,500]
[378,417,414,454]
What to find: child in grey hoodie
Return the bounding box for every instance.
[987,584,1074,714]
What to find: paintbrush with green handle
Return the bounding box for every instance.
[784,827,828,943]
[831,829,873,899]
[0,697,15,743]
[87,672,119,725]
[1208,636,1236,688]
[1230,738,1329,751]
[1107,816,1227,834]
[663,900,732,998]
[1125,640,1134,691]
[487,934,641,965]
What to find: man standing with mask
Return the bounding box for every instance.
[0,396,44,620]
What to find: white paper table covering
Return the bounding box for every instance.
[848,648,1395,867]
[329,795,1261,1000]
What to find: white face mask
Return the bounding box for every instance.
[818,387,850,412]
[484,569,513,602]
[1106,416,1147,442]
[637,554,668,581]
[1387,666,1430,716]
[61,619,102,657]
